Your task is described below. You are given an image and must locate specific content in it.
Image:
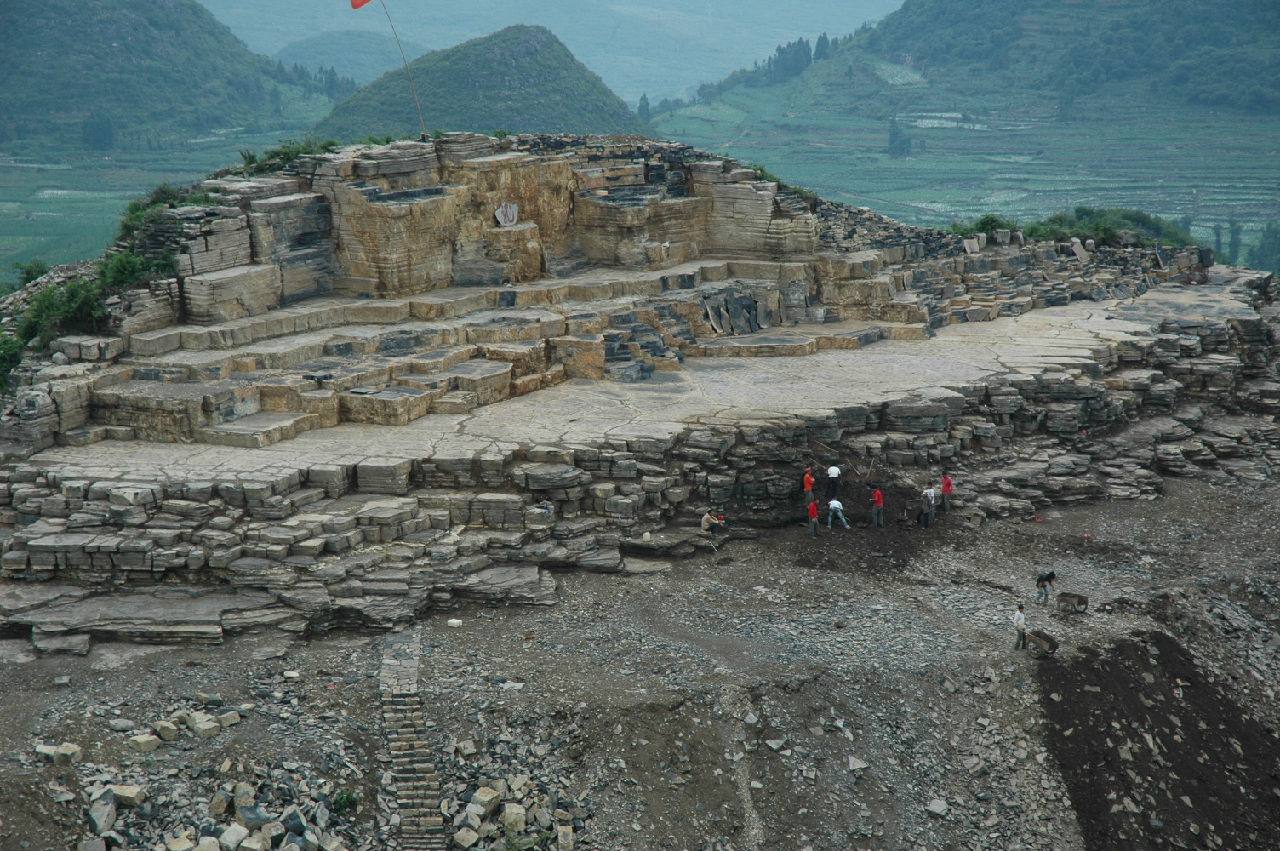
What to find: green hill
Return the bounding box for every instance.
[653,0,1280,263]
[275,30,426,85]
[0,0,341,151]
[863,0,1280,113]
[316,25,647,140]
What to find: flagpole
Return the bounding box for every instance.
[377,0,428,139]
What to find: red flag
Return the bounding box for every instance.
[351,0,373,8]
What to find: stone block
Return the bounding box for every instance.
[470,786,501,817]
[128,733,161,752]
[218,823,249,851]
[355,458,413,495]
[500,802,527,833]
[452,827,480,849]
[185,265,283,325]
[110,785,146,806]
[193,719,221,739]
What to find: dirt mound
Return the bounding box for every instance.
[1037,631,1280,850]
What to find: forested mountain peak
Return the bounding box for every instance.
[315,25,646,140]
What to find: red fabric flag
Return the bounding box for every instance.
[351,0,373,8]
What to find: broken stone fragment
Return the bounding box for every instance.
[110,784,146,806]
[236,804,271,830]
[470,785,501,817]
[193,719,221,739]
[88,796,117,834]
[50,737,81,762]
[209,789,232,816]
[280,803,306,834]
[500,802,527,832]
[218,822,248,851]
[129,733,161,753]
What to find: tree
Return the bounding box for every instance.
[814,33,832,61]
[1247,220,1280,273]
[637,94,651,123]
[12,259,50,286]
[1228,219,1243,263]
[888,119,911,157]
[81,112,115,150]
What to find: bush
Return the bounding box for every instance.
[15,276,110,347]
[331,789,358,816]
[13,259,50,286]
[99,253,147,292]
[949,213,1018,237]
[952,208,1195,248]
[0,334,23,393]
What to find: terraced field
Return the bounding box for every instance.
[655,69,1280,258]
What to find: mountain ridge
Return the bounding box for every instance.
[0,0,341,150]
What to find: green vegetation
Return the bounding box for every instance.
[315,26,647,141]
[501,828,554,850]
[118,183,214,244]
[13,251,170,349]
[16,276,107,347]
[0,335,22,393]
[239,138,339,175]
[863,0,1280,114]
[330,789,359,816]
[199,0,904,106]
[12,260,50,287]
[1248,221,1280,275]
[948,214,1019,238]
[949,208,1196,248]
[0,206,177,389]
[0,0,347,155]
[746,163,818,204]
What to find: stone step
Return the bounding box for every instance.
[197,412,320,449]
[430,390,478,414]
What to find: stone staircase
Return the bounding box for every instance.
[46,259,916,450]
[379,629,447,851]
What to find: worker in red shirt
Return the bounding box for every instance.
[807,498,819,536]
[802,467,814,497]
[870,487,884,528]
[941,473,954,512]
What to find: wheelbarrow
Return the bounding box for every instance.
[1056,592,1089,614]
[1027,629,1059,658]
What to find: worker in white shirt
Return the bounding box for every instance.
[827,498,850,529]
[1013,604,1027,650]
